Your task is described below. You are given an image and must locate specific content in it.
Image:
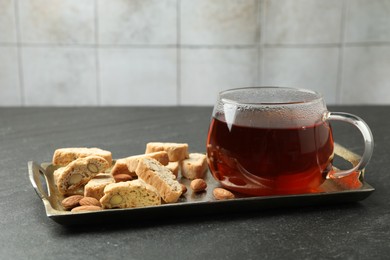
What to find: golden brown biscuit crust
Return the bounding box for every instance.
[53,147,112,167]
[136,158,182,203]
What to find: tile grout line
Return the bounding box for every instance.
[336,0,348,105]
[176,0,181,106]
[13,0,25,106]
[2,42,389,49]
[258,0,265,86]
[94,0,101,106]
[260,0,268,85]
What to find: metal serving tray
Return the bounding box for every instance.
[28,143,374,226]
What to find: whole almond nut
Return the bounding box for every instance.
[71,205,102,213]
[213,188,235,200]
[180,183,187,194]
[79,196,101,207]
[190,179,207,192]
[61,195,84,210]
[114,173,132,182]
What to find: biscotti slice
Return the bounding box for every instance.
[53,168,84,195]
[100,180,161,209]
[145,142,189,162]
[180,153,208,180]
[55,156,110,195]
[53,147,112,167]
[136,158,182,203]
[84,173,115,200]
[110,151,169,177]
[166,161,179,178]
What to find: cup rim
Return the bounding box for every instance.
[219,86,324,106]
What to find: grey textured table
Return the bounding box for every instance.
[0,106,389,259]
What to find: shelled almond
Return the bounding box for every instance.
[79,197,101,207]
[71,205,102,213]
[61,195,84,210]
[213,188,235,200]
[190,179,207,192]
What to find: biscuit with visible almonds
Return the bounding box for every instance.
[100,180,161,209]
[55,156,109,195]
[53,147,112,167]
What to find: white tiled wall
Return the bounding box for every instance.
[1,0,390,106]
[261,47,340,104]
[98,0,177,45]
[180,0,259,45]
[22,47,98,105]
[99,48,177,105]
[263,0,343,45]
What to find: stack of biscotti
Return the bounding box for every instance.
[53,148,112,196]
[145,142,208,180]
[136,157,182,203]
[52,147,113,196]
[52,142,209,213]
[110,151,170,180]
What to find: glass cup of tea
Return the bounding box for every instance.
[206,87,374,196]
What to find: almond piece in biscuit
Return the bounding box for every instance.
[84,173,115,200]
[55,156,110,195]
[100,180,161,209]
[136,158,182,203]
[180,153,208,180]
[52,147,112,167]
[110,151,169,177]
[145,142,189,162]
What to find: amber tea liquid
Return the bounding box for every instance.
[207,116,334,196]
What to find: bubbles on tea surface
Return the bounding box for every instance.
[216,102,326,128]
[213,88,328,128]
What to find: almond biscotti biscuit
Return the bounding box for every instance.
[53,147,112,167]
[145,142,189,162]
[166,161,179,178]
[110,151,169,177]
[180,153,208,180]
[84,173,115,200]
[55,155,110,195]
[100,180,161,209]
[54,169,84,195]
[136,158,182,203]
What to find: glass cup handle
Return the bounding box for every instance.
[324,111,374,178]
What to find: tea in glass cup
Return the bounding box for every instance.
[206,87,373,196]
